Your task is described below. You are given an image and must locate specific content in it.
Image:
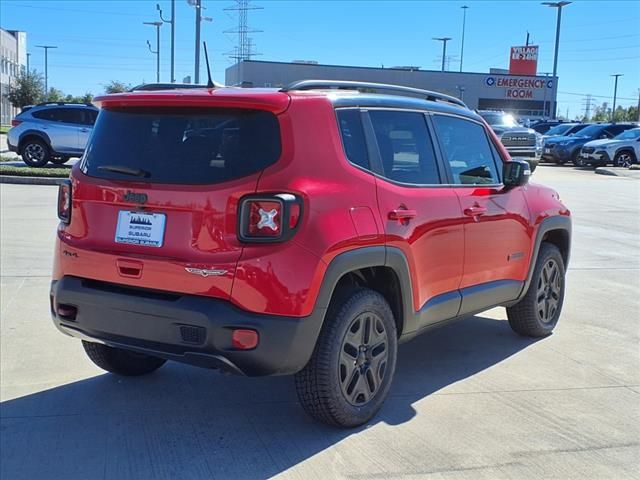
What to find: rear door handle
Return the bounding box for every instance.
[388,209,417,221]
[463,206,488,217]
[79,128,89,132]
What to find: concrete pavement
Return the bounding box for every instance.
[1,166,639,479]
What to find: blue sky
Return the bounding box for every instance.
[1,0,639,118]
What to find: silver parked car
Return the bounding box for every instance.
[7,102,99,167]
[580,127,640,168]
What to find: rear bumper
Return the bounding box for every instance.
[50,276,324,376]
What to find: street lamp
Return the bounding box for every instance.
[35,45,57,100]
[143,21,163,83]
[157,1,176,83]
[433,37,452,72]
[610,74,623,122]
[459,6,469,72]
[542,1,571,119]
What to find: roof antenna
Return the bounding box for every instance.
[203,42,215,88]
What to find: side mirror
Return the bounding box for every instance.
[503,159,531,188]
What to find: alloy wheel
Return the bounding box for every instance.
[24,143,45,163]
[615,152,633,168]
[339,312,389,406]
[536,259,562,323]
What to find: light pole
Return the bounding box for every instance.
[433,37,452,72]
[459,6,469,72]
[157,1,176,83]
[610,74,623,122]
[144,21,163,83]
[540,72,551,119]
[35,45,57,100]
[542,1,571,119]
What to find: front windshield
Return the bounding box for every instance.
[614,129,640,140]
[480,112,520,128]
[572,124,603,137]
[546,124,574,136]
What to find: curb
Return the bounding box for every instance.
[594,167,619,177]
[0,175,67,185]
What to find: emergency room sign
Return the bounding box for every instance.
[509,45,539,76]
[485,75,552,100]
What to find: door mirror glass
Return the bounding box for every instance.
[503,159,531,188]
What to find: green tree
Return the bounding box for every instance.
[5,70,45,108]
[104,80,131,94]
[591,102,609,122]
[46,87,65,102]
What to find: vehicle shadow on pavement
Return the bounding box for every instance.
[1,314,539,480]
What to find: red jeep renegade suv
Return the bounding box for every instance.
[51,81,571,427]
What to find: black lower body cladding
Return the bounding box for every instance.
[50,276,324,376]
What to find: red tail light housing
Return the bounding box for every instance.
[11,119,22,127]
[238,193,303,243]
[57,180,72,224]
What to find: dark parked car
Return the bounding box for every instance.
[542,123,589,140]
[531,120,565,134]
[542,123,638,166]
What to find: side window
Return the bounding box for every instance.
[57,108,85,125]
[369,110,440,185]
[432,115,500,185]
[87,110,99,125]
[32,109,56,121]
[336,109,369,169]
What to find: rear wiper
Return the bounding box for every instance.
[97,165,150,177]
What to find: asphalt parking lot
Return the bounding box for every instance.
[1,165,639,480]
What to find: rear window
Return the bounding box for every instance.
[82,108,281,184]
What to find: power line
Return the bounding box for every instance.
[559,90,637,101]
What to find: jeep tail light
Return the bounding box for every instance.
[57,180,72,224]
[239,194,303,243]
[11,119,22,127]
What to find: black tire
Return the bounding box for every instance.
[507,243,566,337]
[571,150,585,167]
[295,288,398,427]
[613,150,636,168]
[20,138,50,167]
[50,156,70,165]
[82,341,167,376]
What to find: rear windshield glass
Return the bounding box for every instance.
[82,108,281,184]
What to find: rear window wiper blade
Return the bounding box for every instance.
[97,165,150,178]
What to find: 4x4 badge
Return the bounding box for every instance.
[185,267,228,277]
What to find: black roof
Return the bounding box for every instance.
[330,93,481,122]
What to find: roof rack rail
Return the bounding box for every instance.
[129,81,224,92]
[35,101,95,107]
[280,80,467,109]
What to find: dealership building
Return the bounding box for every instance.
[225,60,558,120]
[0,28,27,125]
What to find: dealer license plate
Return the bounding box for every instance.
[115,211,166,247]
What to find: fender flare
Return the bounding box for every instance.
[18,130,53,154]
[312,246,415,337]
[515,215,572,303]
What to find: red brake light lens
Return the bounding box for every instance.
[239,194,303,243]
[247,200,282,238]
[57,180,72,224]
[11,119,22,127]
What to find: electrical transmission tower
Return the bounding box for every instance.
[582,94,594,120]
[225,0,263,62]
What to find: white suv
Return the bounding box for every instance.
[7,103,99,167]
[580,127,640,168]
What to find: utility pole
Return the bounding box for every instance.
[35,45,57,100]
[637,89,640,122]
[526,31,530,46]
[433,37,451,72]
[610,74,623,122]
[195,0,201,83]
[144,21,162,82]
[459,6,468,72]
[225,0,263,65]
[542,1,571,119]
[26,52,30,75]
[157,0,176,83]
